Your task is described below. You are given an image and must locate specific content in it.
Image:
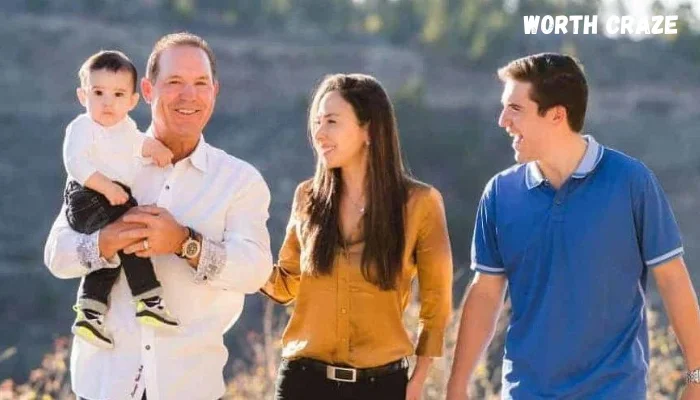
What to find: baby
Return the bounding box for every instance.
[63,50,179,349]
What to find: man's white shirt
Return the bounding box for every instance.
[45,130,273,400]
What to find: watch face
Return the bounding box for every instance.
[185,241,199,257]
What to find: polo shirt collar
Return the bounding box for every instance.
[525,161,546,190]
[525,135,604,190]
[571,135,604,178]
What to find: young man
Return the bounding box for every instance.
[446,53,700,399]
[45,33,273,400]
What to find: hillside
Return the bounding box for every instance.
[1,8,699,382]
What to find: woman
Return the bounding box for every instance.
[261,73,453,400]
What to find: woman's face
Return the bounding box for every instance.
[312,91,369,170]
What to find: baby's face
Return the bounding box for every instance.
[78,69,139,127]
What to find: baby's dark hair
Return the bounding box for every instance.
[78,50,138,93]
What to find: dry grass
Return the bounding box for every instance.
[0,301,687,400]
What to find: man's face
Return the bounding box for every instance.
[142,45,218,142]
[498,79,552,164]
[77,69,138,127]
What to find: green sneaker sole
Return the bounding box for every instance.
[72,324,114,349]
[136,312,180,332]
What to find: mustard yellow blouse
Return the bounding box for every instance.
[261,180,453,368]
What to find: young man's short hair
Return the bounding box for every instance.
[498,53,588,132]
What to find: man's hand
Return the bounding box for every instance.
[120,205,188,258]
[98,209,147,259]
[445,379,469,400]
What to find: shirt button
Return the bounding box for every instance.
[145,345,151,350]
[165,185,170,190]
[341,308,347,314]
[554,199,562,205]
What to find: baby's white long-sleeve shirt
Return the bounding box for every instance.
[62,113,145,187]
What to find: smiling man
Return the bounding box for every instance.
[44,33,273,400]
[446,53,700,399]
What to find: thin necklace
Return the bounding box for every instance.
[347,193,366,214]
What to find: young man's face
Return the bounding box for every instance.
[141,45,219,143]
[498,79,552,164]
[77,69,139,127]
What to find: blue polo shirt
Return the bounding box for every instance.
[471,136,683,399]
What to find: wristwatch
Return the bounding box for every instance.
[687,368,700,384]
[177,226,202,260]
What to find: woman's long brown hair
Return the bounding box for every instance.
[301,73,409,290]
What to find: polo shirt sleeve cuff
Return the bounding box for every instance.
[645,246,684,268]
[470,262,505,275]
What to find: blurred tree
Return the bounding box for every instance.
[24,0,696,60]
[394,76,425,108]
[519,0,600,15]
[290,0,356,35]
[418,0,449,44]
[162,0,196,19]
[80,0,106,14]
[651,0,666,15]
[25,0,50,13]
[670,1,700,62]
[383,0,423,43]
[264,0,294,29]
[222,1,264,30]
[364,13,384,34]
[450,0,515,60]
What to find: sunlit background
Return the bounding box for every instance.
[1,0,699,398]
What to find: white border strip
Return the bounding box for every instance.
[471,263,505,274]
[635,281,650,376]
[645,246,684,267]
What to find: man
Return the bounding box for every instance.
[44,33,273,400]
[446,53,700,399]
